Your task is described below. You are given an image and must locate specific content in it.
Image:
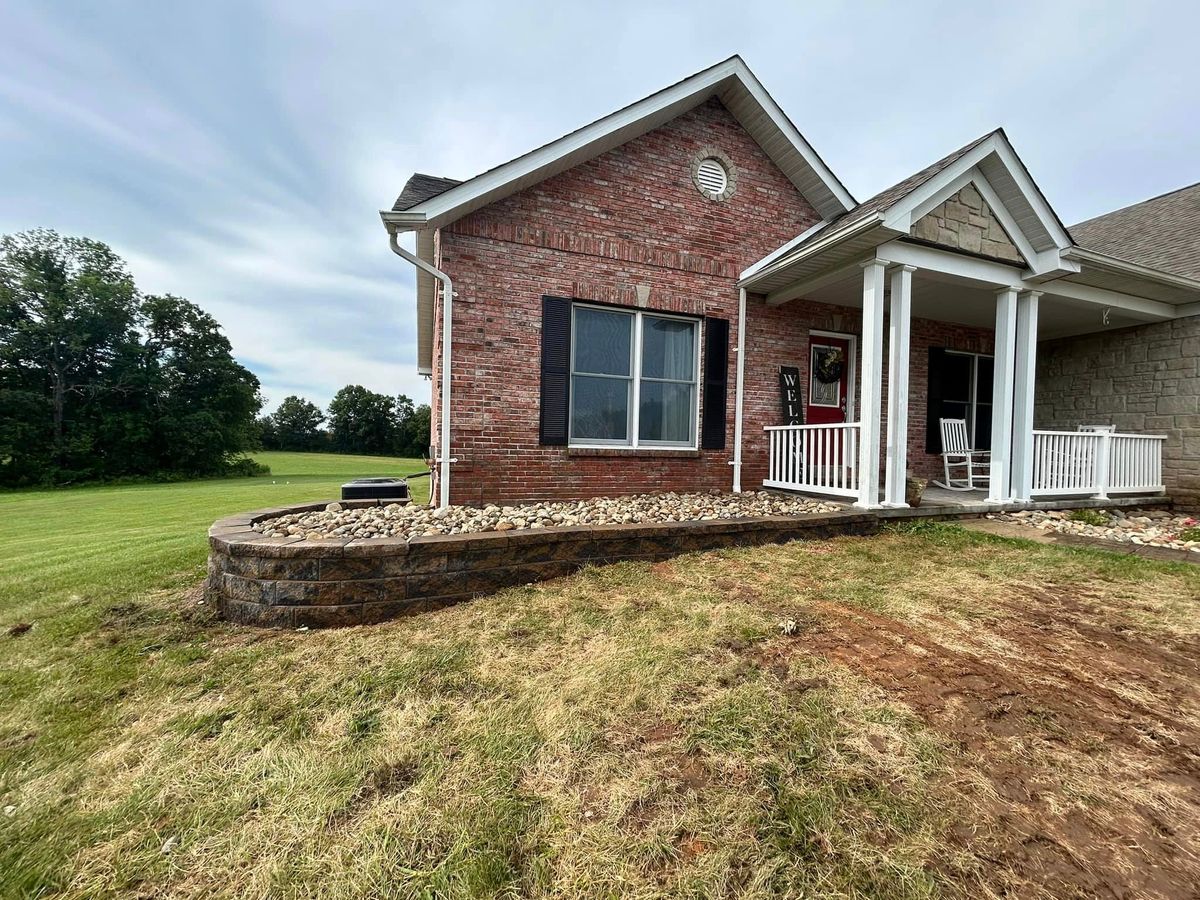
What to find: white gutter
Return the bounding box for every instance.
[731,287,747,493]
[738,213,887,290]
[387,228,454,508]
[1062,246,1200,295]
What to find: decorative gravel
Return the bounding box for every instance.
[989,508,1200,553]
[252,491,845,542]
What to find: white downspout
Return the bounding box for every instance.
[388,228,454,508]
[731,287,747,492]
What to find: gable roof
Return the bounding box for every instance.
[381,55,855,231]
[822,130,999,236]
[741,129,1076,296]
[1070,182,1200,281]
[394,174,462,211]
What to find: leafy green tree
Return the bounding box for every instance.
[0,229,263,485]
[393,395,431,458]
[268,396,327,451]
[328,385,397,455]
[255,415,278,450]
[0,229,138,478]
[140,294,262,475]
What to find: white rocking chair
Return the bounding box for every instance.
[934,418,990,491]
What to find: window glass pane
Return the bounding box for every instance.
[571,375,629,442]
[976,356,995,400]
[641,317,695,380]
[943,353,973,402]
[639,382,694,444]
[574,308,632,376]
[975,405,993,450]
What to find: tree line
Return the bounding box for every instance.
[257,388,430,459]
[0,229,263,486]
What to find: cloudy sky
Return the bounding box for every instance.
[2,1,1196,411]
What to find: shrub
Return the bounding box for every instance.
[1068,508,1109,527]
[225,457,270,478]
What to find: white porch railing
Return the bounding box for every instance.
[764,423,860,498]
[1031,430,1166,498]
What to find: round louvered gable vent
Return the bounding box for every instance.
[695,158,728,196]
[690,147,737,201]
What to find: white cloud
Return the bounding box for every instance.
[2,0,1197,420]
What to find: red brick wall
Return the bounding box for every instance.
[740,298,994,488]
[427,98,993,504]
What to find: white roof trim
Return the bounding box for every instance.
[880,132,1073,272]
[739,218,832,280]
[387,56,854,230]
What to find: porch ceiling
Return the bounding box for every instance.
[797,267,1160,339]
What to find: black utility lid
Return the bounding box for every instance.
[341,477,410,502]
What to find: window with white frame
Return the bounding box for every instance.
[569,305,700,448]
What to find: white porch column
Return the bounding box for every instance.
[1011,291,1041,501]
[883,265,915,507]
[989,287,1019,502]
[856,259,887,508]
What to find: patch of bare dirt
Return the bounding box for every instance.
[326,761,418,828]
[757,591,1200,900]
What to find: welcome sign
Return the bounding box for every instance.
[779,366,803,425]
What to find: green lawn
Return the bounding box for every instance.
[1,463,1198,898]
[0,452,427,626]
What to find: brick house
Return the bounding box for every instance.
[382,57,1200,509]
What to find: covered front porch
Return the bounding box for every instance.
[747,244,1170,510]
[735,131,1185,510]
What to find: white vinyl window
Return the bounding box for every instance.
[569,304,700,449]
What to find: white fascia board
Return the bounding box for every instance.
[408,59,741,226]
[1179,301,1200,317]
[876,240,1026,288]
[732,62,855,212]
[1046,280,1179,320]
[379,210,428,232]
[739,219,832,280]
[400,57,853,230]
[881,134,1072,268]
[1063,246,1200,296]
[739,214,887,289]
[876,240,1178,320]
[989,137,1073,250]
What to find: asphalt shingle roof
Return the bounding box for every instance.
[1070,182,1200,281]
[393,173,462,211]
[833,130,999,230]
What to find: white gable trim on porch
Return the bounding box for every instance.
[878,133,1076,278]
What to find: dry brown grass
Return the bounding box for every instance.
[2,523,1198,898]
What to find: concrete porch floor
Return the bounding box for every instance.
[770,485,1172,519]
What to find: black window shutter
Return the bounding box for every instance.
[701,317,730,450]
[925,347,947,454]
[539,296,571,445]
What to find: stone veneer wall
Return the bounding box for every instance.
[1035,315,1200,506]
[911,185,1023,264]
[207,501,879,628]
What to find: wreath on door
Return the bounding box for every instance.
[814,347,845,384]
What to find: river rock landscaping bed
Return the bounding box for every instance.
[989,508,1200,553]
[250,491,844,542]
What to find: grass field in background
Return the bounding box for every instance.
[0,452,427,626]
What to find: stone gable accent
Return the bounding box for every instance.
[911,184,1024,264]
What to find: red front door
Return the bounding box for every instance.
[806,335,851,425]
[804,334,853,477]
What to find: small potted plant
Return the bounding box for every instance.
[905,471,927,507]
